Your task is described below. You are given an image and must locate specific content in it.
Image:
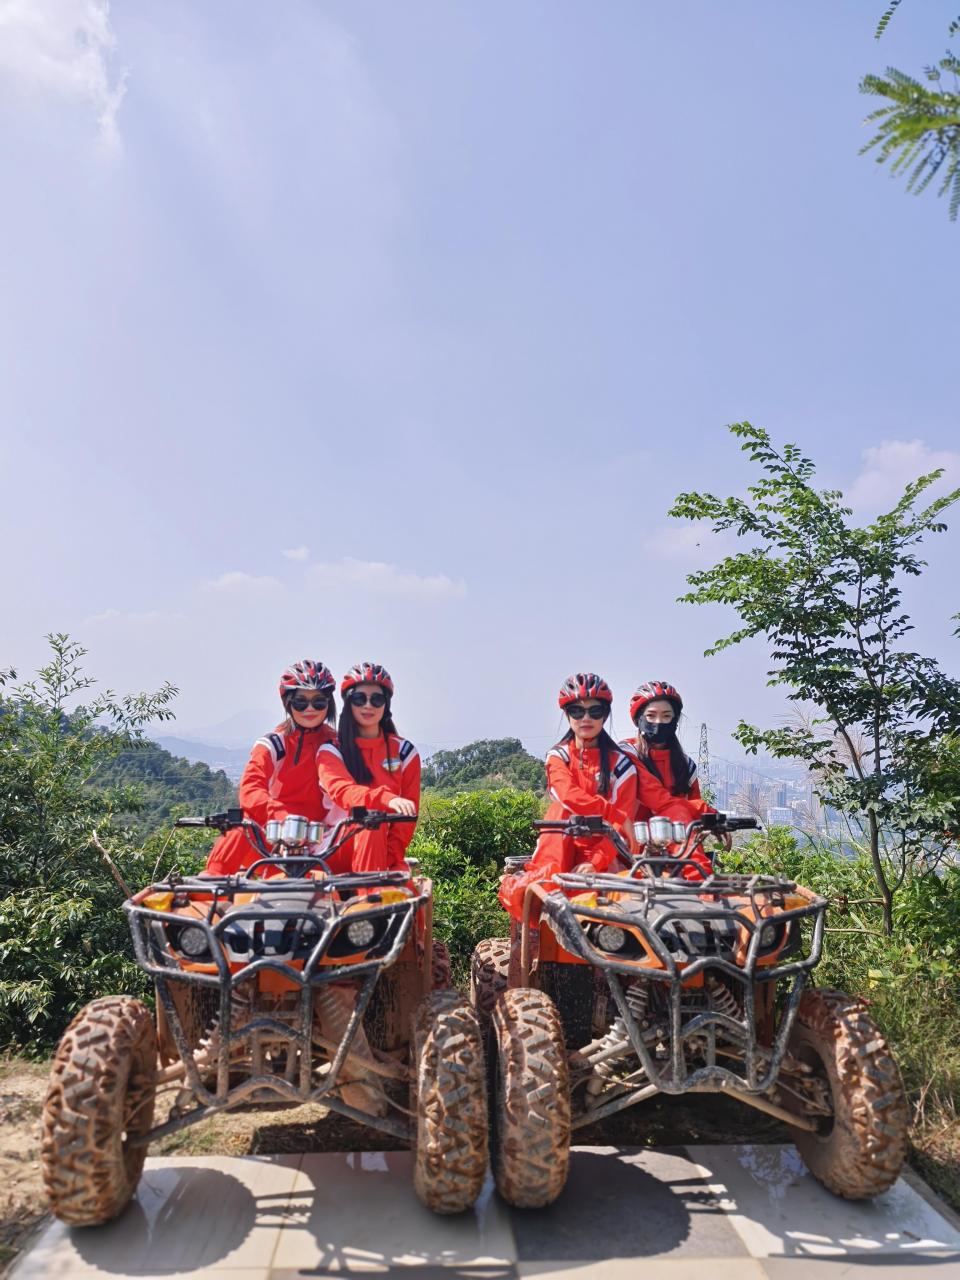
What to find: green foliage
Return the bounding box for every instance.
[0,635,186,1053]
[422,738,546,794]
[93,740,236,833]
[861,56,960,221]
[411,837,510,982]
[671,423,960,930]
[416,788,543,868]
[407,789,534,982]
[863,4,960,220]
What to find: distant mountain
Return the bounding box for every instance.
[171,708,276,749]
[422,738,546,794]
[154,736,251,782]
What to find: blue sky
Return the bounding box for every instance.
[1,1,958,759]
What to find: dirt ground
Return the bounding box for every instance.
[3,1056,957,1277]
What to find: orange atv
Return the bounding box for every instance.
[471,812,908,1209]
[41,808,487,1226]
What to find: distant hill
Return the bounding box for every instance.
[422,738,546,794]
[155,735,251,782]
[93,738,237,831]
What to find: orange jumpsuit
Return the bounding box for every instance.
[204,724,337,875]
[498,741,640,919]
[621,738,714,879]
[316,733,421,874]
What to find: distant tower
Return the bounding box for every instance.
[698,722,711,800]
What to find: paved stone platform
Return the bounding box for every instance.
[13,1144,960,1279]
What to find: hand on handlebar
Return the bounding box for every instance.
[388,796,417,818]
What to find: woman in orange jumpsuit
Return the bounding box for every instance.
[316,662,421,875]
[498,672,643,920]
[204,659,338,875]
[622,680,714,878]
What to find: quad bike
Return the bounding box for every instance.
[471,812,909,1208]
[42,808,487,1226]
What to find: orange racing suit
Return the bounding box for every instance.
[316,733,421,874]
[204,723,337,875]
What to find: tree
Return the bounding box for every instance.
[860,4,960,220]
[421,738,547,794]
[670,423,960,933]
[0,635,179,1050]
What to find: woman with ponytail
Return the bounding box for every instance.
[498,672,639,920]
[316,662,420,874]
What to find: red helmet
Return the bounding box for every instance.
[341,661,394,697]
[278,659,336,702]
[630,680,683,723]
[558,672,613,709]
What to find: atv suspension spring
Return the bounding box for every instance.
[573,980,651,1097]
[706,974,743,1023]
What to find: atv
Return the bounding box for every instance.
[471,812,908,1208]
[42,807,488,1226]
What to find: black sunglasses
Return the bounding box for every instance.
[348,690,388,708]
[567,703,608,721]
[289,694,330,712]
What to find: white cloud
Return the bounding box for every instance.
[283,546,310,562]
[847,440,960,512]
[307,558,466,600]
[0,0,127,147]
[205,571,282,595]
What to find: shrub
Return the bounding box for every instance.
[416,788,543,869]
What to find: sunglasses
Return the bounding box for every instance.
[347,690,388,708]
[289,694,329,712]
[567,704,608,721]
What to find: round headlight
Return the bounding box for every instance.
[177,924,209,958]
[759,922,778,949]
[345,918,376,948]
[596,925,628,953]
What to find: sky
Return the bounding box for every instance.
[1,0,958,760]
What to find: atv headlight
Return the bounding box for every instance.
[758,922,785,952]
[596,925,628,953]
[345,918,376,949]
[177,924,210,958]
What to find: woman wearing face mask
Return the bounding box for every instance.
[623,681,710,814]
[623,680,714,879]
[204,660,338,875]
[316,662,420,875]
[498,673,640,920]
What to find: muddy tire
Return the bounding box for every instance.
[410,990,489,1213]
[469,937,510,1037]
[41,996,158,1226]
[491,987,570,1207]
[431,941,453,990]
[788,987,908,1200]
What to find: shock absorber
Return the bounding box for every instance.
[574,979,651,1097]
[706,974,743,1023]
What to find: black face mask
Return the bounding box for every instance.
[639,720,676,747]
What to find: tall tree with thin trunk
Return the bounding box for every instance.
[670,423,960,933]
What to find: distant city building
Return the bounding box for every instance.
[766,807,795,827]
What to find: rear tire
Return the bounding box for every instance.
[41,997,157,1226]
[431,941,453,991]
[410,990,489,1213]
[788,987,908,1200]
[491,987,570,1207]
[469,937,510,1037]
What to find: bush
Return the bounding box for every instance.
[416,788,543,869]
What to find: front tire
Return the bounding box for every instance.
[491,987,570,1207]
[788,987,908,1200]
[410,990,489,1213]
[469,937,510,1038]
[41,996,158,1226]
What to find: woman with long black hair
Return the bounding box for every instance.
[316,662,420,874]
[498,672,640,920]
